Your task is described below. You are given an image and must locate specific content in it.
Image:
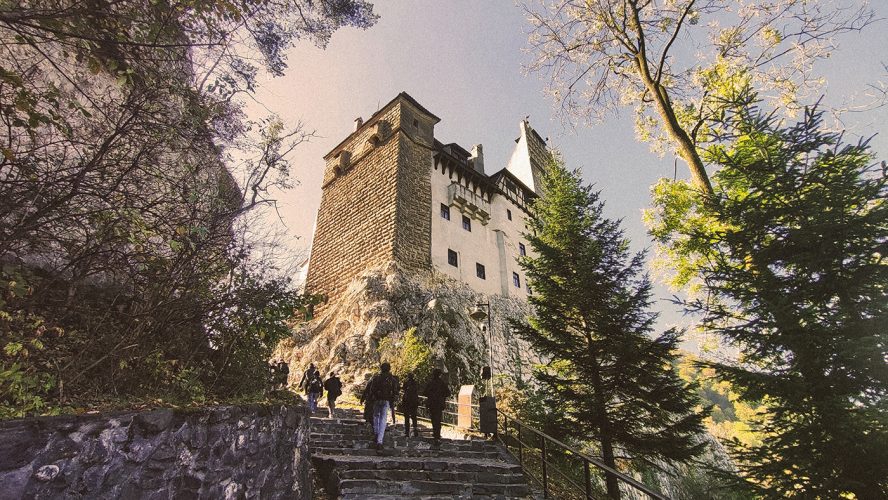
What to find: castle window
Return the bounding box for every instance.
[440,203,450,220]
[413,118,419,128]
[462,215,471,232]
[476,263,486,280]
[519,243,526,257]
[513,272,521,288]
[448,249,458,267]
[507,209,512,221]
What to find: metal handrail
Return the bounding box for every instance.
[497,410,669,500]
[405,395,475,428]
[401,394,668,499]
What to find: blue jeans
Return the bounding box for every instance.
[308,392,319,412]
[372,400,390,444]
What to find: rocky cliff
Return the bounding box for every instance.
[280,262,542,395]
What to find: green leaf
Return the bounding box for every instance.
[4,342,23,356]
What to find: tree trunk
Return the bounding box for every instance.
[601,434,621,500]
[630,39,714,196]
[585,328,621,500]
[650,83,714,196]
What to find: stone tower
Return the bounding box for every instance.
[306,93,440,301]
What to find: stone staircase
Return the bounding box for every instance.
[309,408,534,499]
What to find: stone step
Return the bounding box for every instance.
[309,409,535,499]
[338,478,530,497]
[311,446,503,459]
[310,434,494,451]
[310,440,494,454]
[309,423,407,433]
[337,468,527,484]
[338,495,455,500]
[310,417,368,426]
[312,454,523,474]
[339,495,530,500]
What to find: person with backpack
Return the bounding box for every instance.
[323,371,343,418]
[298,363,316,392]
[400,372,420,437]
[306,370,324,413]
[423,368,451,445]
[367,362,398,450]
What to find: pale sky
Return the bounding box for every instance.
[245,1,888,346]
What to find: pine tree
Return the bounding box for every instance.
[648,92,888,497]
[512,156,709,499]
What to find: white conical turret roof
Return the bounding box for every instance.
[504,119,547,195]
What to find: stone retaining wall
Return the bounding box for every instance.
[0,404,309,500]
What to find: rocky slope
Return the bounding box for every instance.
[279,262,542,395]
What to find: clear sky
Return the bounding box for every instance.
[245,0,888,348]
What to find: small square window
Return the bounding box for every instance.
[507,209,512,221]
[448,249,458,267]
[527,286,533,295]
[462,215,471,232]
[440,203,450,220]
[519,243,526,257]
[513,272,521,288]
[476,263,486,280]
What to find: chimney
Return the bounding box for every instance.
[354,117,363,131]
[470,144,484,174]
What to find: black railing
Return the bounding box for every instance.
[400,395,668,499]
[497,411,669,500]
[410,395,478,429]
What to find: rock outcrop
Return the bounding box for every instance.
[282,262,542,394]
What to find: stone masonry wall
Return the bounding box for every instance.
[0,404,310,500]
[306,127,399,302]
[306,96,436,303]
[392,104,433,276]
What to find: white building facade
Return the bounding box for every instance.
[430,120,547,299]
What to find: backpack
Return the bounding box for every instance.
[308,377,323,394]
[424,378,450,410]
[402,379,419,407]
[371,373,398,402]
[324,377,342,397]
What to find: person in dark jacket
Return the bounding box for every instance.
[400,372,420,437]
[323,371,342,418]
[360,375,375,424]
[306,370,323,413]
[364,362,399,450]
[423,368,451,445]
[275,360,289,390]
[298,363,316,392]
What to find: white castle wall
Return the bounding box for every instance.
[429,160,530,299]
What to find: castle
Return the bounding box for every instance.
[305,92,549,302]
